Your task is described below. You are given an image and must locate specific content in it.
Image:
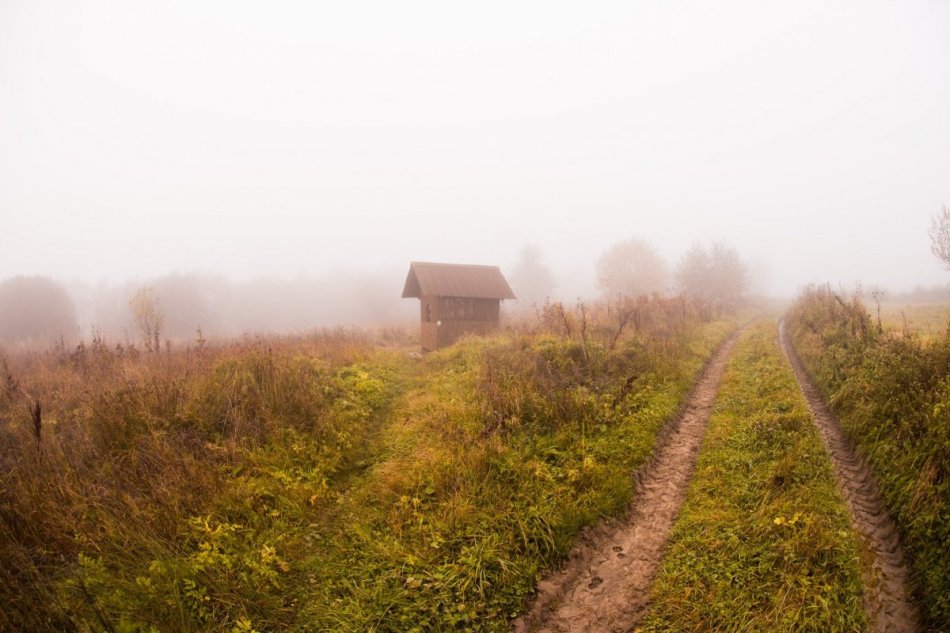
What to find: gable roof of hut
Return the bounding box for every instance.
[401,262,516,300]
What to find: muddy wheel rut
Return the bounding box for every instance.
[779,321,921,633]
[512,330,742,633]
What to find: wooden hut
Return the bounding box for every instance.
[401,261,516,351]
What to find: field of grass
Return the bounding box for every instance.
[0,330,406,632]
[787,288,950,630]
[641,321,866,632]
[876,302,950,342]
[0,298,735,631]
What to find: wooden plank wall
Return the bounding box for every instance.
[418,296,501,350]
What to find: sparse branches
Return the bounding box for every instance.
[195,327,207,351]
[129,287,164,353]
[608,297,634,351]
[929,205,950,270]
[577,301,590,365]
[607,295,644,351]
[538,300,575,340]
[869,286,886,331]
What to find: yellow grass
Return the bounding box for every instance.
[877,303,950,342]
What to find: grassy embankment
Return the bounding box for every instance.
[641,320,866,632]
[787,288,950,630]
[0,298,734,632]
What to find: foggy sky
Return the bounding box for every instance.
[2,0,949,299]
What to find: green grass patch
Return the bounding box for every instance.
[287,319,736,631]
[0,301,736,631]
[787,288,950,630]
[0,338,413,632]
[641,321,866,633]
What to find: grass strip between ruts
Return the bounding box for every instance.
[640,320,867,633]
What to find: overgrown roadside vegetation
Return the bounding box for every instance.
[0,297,735,631]
[787,287,950,630]
[282,299,734,631]
[641,321,867,632]
[0,330,409,632]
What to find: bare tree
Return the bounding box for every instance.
[868,285,886,331]
[929,205,950,270]
[596,237,668,298]
[129,287,164,352]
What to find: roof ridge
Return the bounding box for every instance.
[410,261,500,269]
[402,261,516,300]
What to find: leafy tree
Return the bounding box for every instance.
[595,238,668,298]
[675,244,713,299]
[0,276,78,345]
[509,244,555,305]
[675,242,748,314]
[929,205,950,269]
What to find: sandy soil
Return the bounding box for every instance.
[780,321,921,633]
[511,331,741,633]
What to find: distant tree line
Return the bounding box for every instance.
[1,238,751,349]
[594,237,749,314]
[674,242,749,315]
[0,276,78,346]
[0,272,414,349]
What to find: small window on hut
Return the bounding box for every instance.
[444,297,474,319]
[426,303,432,322]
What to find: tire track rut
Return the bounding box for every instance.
[512,330,742,633]
[779,321,921,633]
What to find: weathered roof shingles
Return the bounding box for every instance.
[401,262,516,300]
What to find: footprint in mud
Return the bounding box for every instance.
[587,576,603,590]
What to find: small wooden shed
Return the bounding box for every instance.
[401,261,516,351]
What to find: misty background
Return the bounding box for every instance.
[2,0,949,340]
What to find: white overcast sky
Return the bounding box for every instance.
[1,0,949,297]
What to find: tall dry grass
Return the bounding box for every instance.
[0,327,402,631]
[0,296,726,631]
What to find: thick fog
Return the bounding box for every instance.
[2,0,949,338]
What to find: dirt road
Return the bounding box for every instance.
[512,331,741,633]
[515,322,922,633]
[780,321,921,633]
